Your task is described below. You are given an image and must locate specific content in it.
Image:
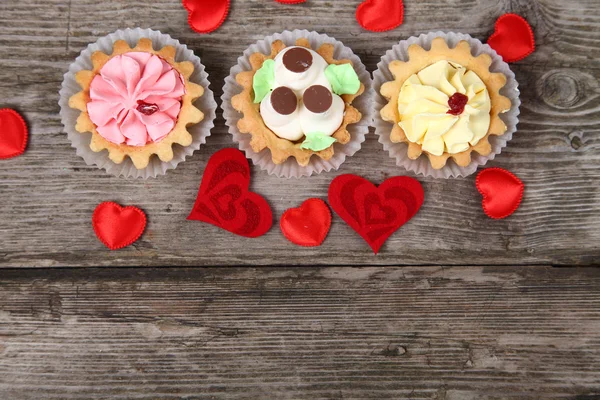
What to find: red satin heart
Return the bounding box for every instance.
[356,0,404,32]
[92,202,147,250]
[182,0,230,34]
[280,198,331,247]
[328,174,424,254]
[0,109,28,159]
[188,148,273,238]
[476,168,524,219]
[487,13,535,63]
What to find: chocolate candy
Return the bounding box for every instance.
[303,85,332,114]
[282,47,313,73]
[270,86,298,115]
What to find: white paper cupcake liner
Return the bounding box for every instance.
[59,28,217,179]
[222,29,373,179]
[373,32,521,179]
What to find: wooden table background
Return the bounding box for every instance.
[1,0,599,398]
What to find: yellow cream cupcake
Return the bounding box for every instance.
[380,37,511,170]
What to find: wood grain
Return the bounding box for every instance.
[1,265,599,399]
[0,0,599,267]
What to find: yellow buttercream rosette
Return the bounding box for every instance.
[398,60,491,156]
[380,38,511,170]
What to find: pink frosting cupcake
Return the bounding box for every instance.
[68,37,206,171]
[60,28,217,178]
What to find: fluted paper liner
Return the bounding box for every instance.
[222,30,373,178]
[59,28,217,179]
[373,32,521,179]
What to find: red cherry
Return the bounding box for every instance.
[447,93,469,116]
[136,101,160,116]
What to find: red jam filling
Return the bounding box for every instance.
[136,100,160,116]
[447,93,469,116]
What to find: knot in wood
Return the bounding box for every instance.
[538,70,584,109]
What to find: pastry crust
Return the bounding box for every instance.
[380,38,511,169]
[69,39,205,169]
[232,39,365,167]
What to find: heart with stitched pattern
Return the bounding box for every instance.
[328,174,424,254]
[188,148,272,238]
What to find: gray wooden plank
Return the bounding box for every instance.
[0,0,599,267]
[1,265,599,399]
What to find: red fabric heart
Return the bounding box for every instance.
[280,198,331,247]
[188,148,273,238]
[0,109,28,159]
[328,174,424,254]
[487,13,535,63]
[356,0,404,32]
[182,0,230,34]
[476,168,524,219]
[92,202,147,250]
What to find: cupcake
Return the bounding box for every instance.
[374,33,520,178]
[223,30,371,178]
[59,28,216,178]
[69,38,204,170]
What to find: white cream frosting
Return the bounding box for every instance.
[398,60,491,155]
[260,46,345,141]
[259,91,303,141]
[298,95,344,137]
[273,47,332,95]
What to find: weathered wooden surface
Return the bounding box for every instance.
[0,0,599,266]
[1,2,600,396]
[0,266,599,399]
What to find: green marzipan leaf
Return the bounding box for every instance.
[253,59,275,103]
[325,63,360,96]
[300,132,337,152]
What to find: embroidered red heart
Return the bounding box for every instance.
[476,168,524,219]
[328,174,424,254]
[487,14,535,63]
[182,0,230,34]
[0,109,28,159]
[92,202,147,250]
[356,0,404,32]
[280,198,331,247]
[188,148,272,238]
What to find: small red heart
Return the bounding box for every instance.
[328,174,424,254]
[92,202,147,250]
[280,198,331,247]
[274,0,306,4]
[188,148,273,238]
[182,0,230,34]
[476,168,524,219]
[487,13,535,63]
[356,0,404,32]
[0,109,28,159]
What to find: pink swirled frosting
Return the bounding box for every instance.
[87,52,186,146]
